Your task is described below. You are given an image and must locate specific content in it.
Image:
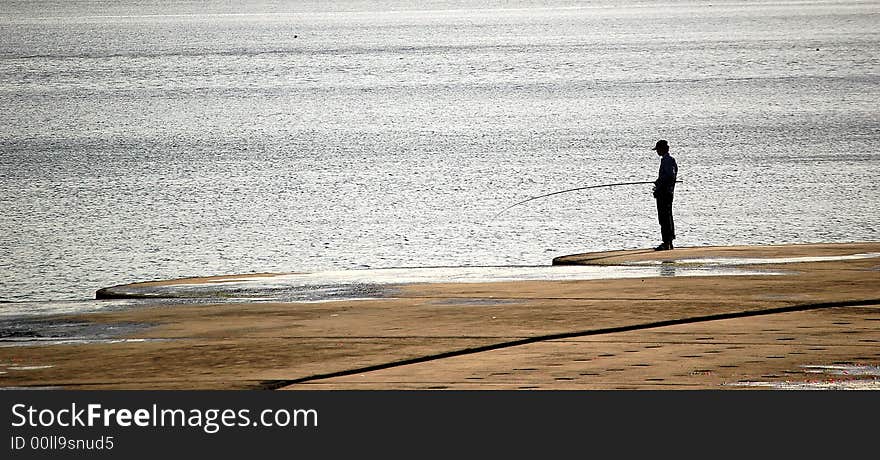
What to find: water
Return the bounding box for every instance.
[728,364,880,390]
[2,1,879,314]
[624,252,880,266]
[91,264,785,303]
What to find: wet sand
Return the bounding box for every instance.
[1,242,878,390]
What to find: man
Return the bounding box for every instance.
[652,139,677,251]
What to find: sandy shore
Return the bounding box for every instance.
[1,242,878,389]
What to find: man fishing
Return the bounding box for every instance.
[651,139,678,251]
[491,142,683,246]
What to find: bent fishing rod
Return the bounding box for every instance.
[489,180,683,222]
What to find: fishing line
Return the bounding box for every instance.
[489,180,682,222]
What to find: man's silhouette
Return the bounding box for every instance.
[652,140,677,251]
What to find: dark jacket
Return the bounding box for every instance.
[654,154,678,197]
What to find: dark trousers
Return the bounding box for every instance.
[655,194,675,244]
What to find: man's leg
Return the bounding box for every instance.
[657,196,674,248]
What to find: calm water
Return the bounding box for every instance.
[1,0,879,312]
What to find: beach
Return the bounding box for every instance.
[1,0,878,391]
[2,242,878,390]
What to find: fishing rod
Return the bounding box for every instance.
[489,180,683,222]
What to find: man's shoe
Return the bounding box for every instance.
[653,243,669,251]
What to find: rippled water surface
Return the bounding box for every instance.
[728,364,880,390]
[1,0,879,310]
